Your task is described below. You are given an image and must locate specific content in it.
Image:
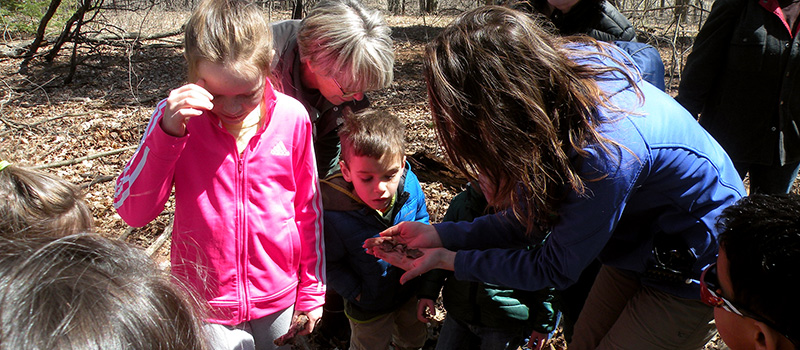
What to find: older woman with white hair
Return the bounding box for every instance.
[271,0,395,178]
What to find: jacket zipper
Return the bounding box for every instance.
[237,154,249,322]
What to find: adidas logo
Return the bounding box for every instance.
[271,141,290,156]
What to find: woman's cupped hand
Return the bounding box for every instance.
[363,221,456,284]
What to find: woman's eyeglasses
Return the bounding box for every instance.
[700,263,797,345]
[331,76,360,99]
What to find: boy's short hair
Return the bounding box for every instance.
[0,233,209,350]
[716,193,800,342]
[338,108,405,163]
[0,163,92,238]
[184,0,273,82]
[298,0,394,92]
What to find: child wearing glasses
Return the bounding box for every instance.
[113,1,324,349]
[704,194,800,349]
[321,108,430,350]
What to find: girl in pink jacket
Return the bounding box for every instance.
[113,1,324,348]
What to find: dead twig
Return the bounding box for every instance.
[146,216,173,257]
[117,226,135,241]
[80,174,116,189]
[31,145,136,169]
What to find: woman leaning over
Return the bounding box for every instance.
[367,6,746,350]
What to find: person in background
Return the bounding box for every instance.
[366,6,746,350]
[511,0,637,41]
[270,0,394,178]
[323,108,430,350]
[676,0,800,194]
[113,1,324,349]
[702,194,799,349]
[0,233,210,350]
[0,159,92,238]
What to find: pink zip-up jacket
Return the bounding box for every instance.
[113,81,325,325]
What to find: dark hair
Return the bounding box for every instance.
[717,194,800,342]
[423,6,631,234]
[0,163,92,238]
[0,233,210,350]
[338,107,405,163]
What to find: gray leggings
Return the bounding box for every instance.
[205,305,295,350]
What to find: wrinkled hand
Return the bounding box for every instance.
[161,80,214,137]
[369,246,456,284]
[417,298,435,323]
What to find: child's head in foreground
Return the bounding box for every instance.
[0,233,209,350]
[183,0,273,125]
[338,108,406,211]
[0,160,92,238]
[709,194,800,349]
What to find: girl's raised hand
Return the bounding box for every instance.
[160,80,214,137]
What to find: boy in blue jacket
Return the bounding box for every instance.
[322,108,430,350]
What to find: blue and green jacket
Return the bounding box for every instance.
[322,165,430,321]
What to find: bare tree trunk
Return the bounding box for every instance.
[45,1,88,62]
[292,0,303,19]
[64,13,88,84]
[674,0,689,22]
[19,0,63,73]
[388,0,401,15]
[419,0,436,14]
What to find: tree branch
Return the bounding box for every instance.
[31,145,137,169]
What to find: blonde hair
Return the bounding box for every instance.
[338,108,405,163]
[298,0,394,92]
[184,0,273,82]
[0,163,92,238]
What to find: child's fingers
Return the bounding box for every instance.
[182,95,214,112]
[174,107,206,119]
[416,299,434,323]
[169,84,214,107]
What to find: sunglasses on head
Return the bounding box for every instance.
[700,263,797,346]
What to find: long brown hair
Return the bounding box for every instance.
[424,6,634,234]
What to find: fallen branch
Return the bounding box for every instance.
[117,226,135,241]
[0,111,113,137]
[146,216,173,257]
[80,174,116,189]
[31,145,137,169]
[85,28,184,43]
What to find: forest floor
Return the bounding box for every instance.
[0,6,740,350]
